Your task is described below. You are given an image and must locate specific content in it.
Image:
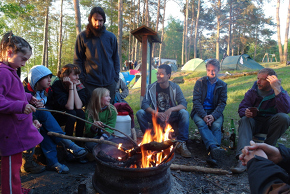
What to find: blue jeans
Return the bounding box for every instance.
[136,109,189,141]
[193,111,223,150]
[34,110,65,167]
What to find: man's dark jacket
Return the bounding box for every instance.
[190,76,227,120]
[74,27,120,87]
[247,144,290,194]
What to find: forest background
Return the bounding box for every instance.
[0,0,290,76]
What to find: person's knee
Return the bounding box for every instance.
[274,113,290,124]
[136,109,146,120]
[178,109,189,119]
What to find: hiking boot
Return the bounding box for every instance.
[21,158,45,174]
[175,141,192,158]
[210,147,226,161]
[230,160,247,174]
[206,154,218,167]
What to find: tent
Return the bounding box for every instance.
[131,69,158,89]
[181,58,206,71]
[121,71,135,85]
[221,54,264,70]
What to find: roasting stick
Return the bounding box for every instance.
[36,108,138,147]
[47,132,128,151]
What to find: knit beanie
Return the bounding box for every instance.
[28,65,52,89]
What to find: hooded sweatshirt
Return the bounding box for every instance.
[0,63,43,156]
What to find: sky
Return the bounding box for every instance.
[165,0,289,43]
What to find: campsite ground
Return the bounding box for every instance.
[18,128,252,194]
[1,62,289,193]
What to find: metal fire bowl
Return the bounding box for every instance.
[92,138,175,194]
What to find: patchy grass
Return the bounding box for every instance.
[126,63,290,147]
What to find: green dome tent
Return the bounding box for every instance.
[181,58,206,71]
[221,54,264,70]
[131,69,158,89]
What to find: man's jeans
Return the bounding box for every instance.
[236,113,290,158]
[193,112,223,150]
[136,109,189,142]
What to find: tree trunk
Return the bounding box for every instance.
[181,12,185,65]
[118,0,123,71]
[216,0,221,61]
[159,0,166,63]
[42,7,49,67]
[283,0,290,64]
[145,0,149,26]
[73,0,81,35]
[134,0,141,61]
[152,0,161,59]
[57,0,63,73]
[132,0,136,61]
[277,0,283,63]
[188,1,195,60]
[194,0,200,58]
[227,0,232,56]
[184,0,189,62]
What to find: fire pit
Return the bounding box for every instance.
[92,121,176,194]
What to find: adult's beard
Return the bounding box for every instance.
[86,23,105,38]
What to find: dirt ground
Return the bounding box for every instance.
[1,129,250,194]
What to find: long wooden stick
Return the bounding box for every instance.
[47,132,127,151]
[170,164,231,175]
[36,108,138,147]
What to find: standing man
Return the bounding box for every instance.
[231,68,290,174]
[191,59,227,166]
[74,7,120,104]
[136,64,191,158]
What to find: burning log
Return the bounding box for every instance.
[127,140,176,157]
[170,164,231,175]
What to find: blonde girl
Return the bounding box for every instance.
[84,88,117,152]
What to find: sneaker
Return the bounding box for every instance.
[21,158,45,174]
[230,160,247,174]
[175,142,192,158]
[48,162,69,174]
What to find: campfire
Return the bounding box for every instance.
[92,116,176,194]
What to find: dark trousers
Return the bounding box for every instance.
[84,81,117,104]
[236,113,290,157]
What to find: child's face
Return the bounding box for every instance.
[8,48,32,70]
[101,91,111,107]
[68,71,80,84]
[36,75,51,91]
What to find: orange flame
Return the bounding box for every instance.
[139,113,174,168]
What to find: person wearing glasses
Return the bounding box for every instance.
[136,64,191,158]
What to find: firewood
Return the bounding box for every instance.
[47,132,127,151]
[131,128,137,142]
[127,140,176,157]
[170,164,231,175]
